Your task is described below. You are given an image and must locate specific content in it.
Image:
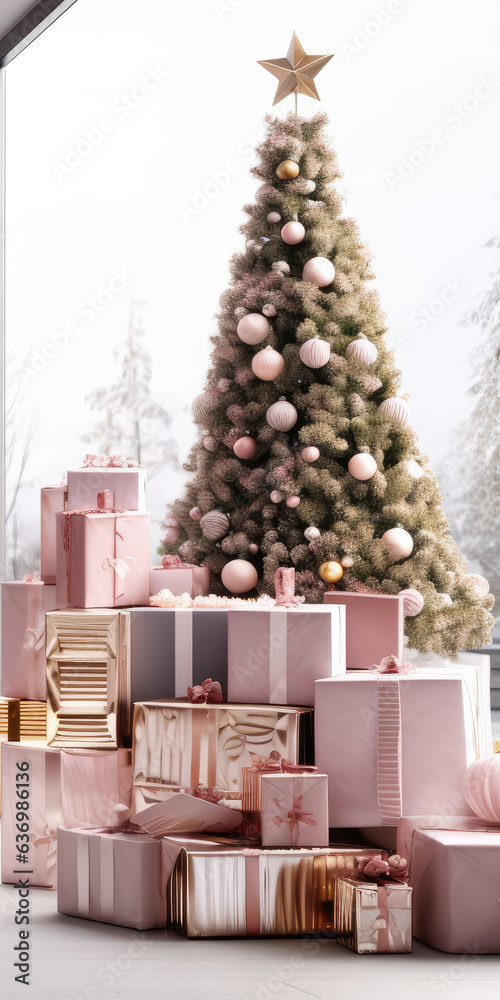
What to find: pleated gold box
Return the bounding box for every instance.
[334,876,413,953]
[132,701,313,808]
[163,838,389,938]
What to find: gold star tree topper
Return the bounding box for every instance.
[258,32,334,109]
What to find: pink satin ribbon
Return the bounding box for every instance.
[243,849,261,935]
[270,778,317,847]
[187,679,223,704]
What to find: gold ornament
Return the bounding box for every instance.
[258,32,334,108]
[276,159,300,180]
[319,560,343,583]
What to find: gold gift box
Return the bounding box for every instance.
[132,701,314,808]
[334,876,413,953]
[164,838,390,937]
[0,698,47,814]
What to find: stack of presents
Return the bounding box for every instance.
[1,459,499,953]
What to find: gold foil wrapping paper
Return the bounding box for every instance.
[334,876,412,953]
[0,699,47,814]
[132,701,314,807]
[165,841,390,937]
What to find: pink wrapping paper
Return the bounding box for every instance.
[1,742,62,889]
[260,773,329,847]
[1,581,58,700]
[55,509,150,608]
[315,668,484,828]
[61,749,132,829]
[66,467,147,512]
[57,827,166,929]
[323,592,403,669]
[228,605,345,706]
[149,565,211,598]
[41,486,67,585]
[397,816,500,953]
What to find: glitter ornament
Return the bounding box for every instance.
[266,400,298,431]
[221,559,258,594]
[299,337,331,369]
[237,313,270,345]
[399,588,424,616]
[341,555,354,568]
[301,446,320,462]
[233,436,258,460]
[234,306,247,319]
[304,526,320,541]
[302,256,335,287]
[348,453,377,481]
[319,561,343,583]
[252,346,285,381]
[189,507,201,521]
[276,159,300,180]
[281,221,305,245]
[379,394,410,427]
[200,510,230,540]
[270,490,284,503]
[248,543,259,554]
[285,495,300,508]
[267,211,281,223]
[346,333,378,366]
[381,527,414,561]
[262,303,277,317]
[192,391,217,425]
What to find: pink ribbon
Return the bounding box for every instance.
[274,567,305,608]
[160,554,200,571]
[271,787,317,847]
[80,454,139,468]
[248,751,317,774]
[356,854,408,880]
[22,572,41,582]
[372,655,414,674]
[187,678,223,704]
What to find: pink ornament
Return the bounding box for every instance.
[463,756,500,822]
[281,221,305,245]
[192,391,217,424]
[233,436,258,460]
[267,212,281,223]
[379,395,410,426]
[237,313,270,345]
[304,526,320,541]
[200,510,230,540]
[299,338,331,369]
[346,333,378,366]
[262,303,277,317]
[285,495,300,508]
[302,256,335,287]
[341,555,354,568]
[348,453,377,481]
[301,446,320,463]
[221,558,258,595]
[381,527,414,561]
[251,346,285,381]
[248,543,259,554]
[399,588,424,616]
[202,436,216,451]
[266,400,297,432]
[189,506,201,521]
[270,490,283,503]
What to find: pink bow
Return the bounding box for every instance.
[274,567,306,608]
[161,554,198,570]
[190,784,224,804]
[372,654,414,674]
[187,678,223,704]
[81,453,139,468]
[248,751,317,774]
[356,853,408,880]
[23,572,41,583]
[271,795,317,835]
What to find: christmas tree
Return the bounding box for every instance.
[161,35,493,657]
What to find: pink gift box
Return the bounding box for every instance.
[1,581,58,701]
[41,485,67,585]
[323,592,403,669]
[260,772,329,847]
[315,666,487,828]
[149,565,210,598]
[55,509,150,608]
[57,826,166,929]
[397,816,500,953]
[66,467,147,512]
[228,605,345,706]
[61,748,132,829]
[1,741,62,889]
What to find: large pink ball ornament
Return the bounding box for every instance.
[381,527,414,561]
[233,436,258,460]
[302,256,335,287]
[299,337,331,369]
[301,446,320,463]
[463,756,500,822]
[281,221,305,245]
[379,394,410,427]
[348,453,377,481]
[266,400,298,432]
[237,313,270,345]
[251,346,285,381]
[346,333,378,366]
[221,559,258,595]
[399,588,424,616]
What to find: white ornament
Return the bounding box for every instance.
[348,453,377,481]
[266,400,298,432]
[299,338,331,369]
[262,303,277,317]
[304,526,320,541]
[200,510,230,540]
[467,574,490,595]
[270,491,283,503]
[302,256,335,287]
[221,559,258,595]
[281,221,305,245]
[346,333,378,366]
[381,527,414,561]
[379,395,410,427]
[399,588,424,616]
[341,555,354,568]
[267,212,281,223]
[237,312,270,345]
[406,459,423,479]
[272,261,290,274]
